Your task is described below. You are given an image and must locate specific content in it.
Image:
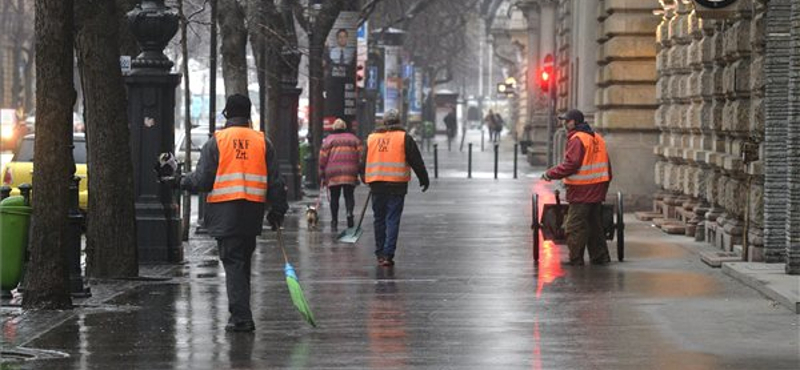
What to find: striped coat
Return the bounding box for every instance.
[319,131,363,186]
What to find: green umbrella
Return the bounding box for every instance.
[277,229,317,327]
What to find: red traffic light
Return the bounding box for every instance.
[540,54,554,93]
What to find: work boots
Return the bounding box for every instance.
[331,216,338,232]
[347,214,354,228]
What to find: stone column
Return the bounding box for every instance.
[764,0,791,263]
[596,0,660,210]
[654,2,674,206]
[518,1,542,163]
[786,0,800,274]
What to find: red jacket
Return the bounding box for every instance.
[546,128,612,204]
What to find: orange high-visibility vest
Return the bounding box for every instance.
[563,131,611,185]
[365,131,411,183]
[207,127,268,203]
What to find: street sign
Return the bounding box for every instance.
[120,56,131,74]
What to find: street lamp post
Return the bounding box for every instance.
[126,0,182,263]
[304,0,323,189]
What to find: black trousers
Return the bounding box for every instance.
[329,184,355,221]
[217,236,257,324]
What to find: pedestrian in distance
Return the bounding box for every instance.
[540,109,612,266]
[492,112,504,142]
[181,94,289,332]
[361,109,430,267]
[485,109,497,142]
[319,118,363,231]
[444,107,457,150]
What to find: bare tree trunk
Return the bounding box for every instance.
[246,0,270,132]
[179,0,191,241]
[75,0,138,278]
[23,0,74,310]
[218,0,248,96]
[11,0,24,108]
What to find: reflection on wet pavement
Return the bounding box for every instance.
[2,141,798,369]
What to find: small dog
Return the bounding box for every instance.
[305,205,319,230]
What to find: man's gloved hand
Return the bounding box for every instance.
[540,172,552,182]
[267,211,284,231]
[421,181,429,193]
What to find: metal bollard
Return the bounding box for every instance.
[67,176,90,297]
[433,143,439,179]
[468,143,473,179]
[514,144,519,179]
[0,185,11,200]
[481,130,485,152]
[18,183,32,206]
[494,144,499,179]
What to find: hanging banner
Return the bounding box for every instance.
[324,11,359,132]
[408,69,423,122]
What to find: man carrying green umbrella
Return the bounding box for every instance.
[182,94,288,332]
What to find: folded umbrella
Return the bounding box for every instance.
[276,228,317,327]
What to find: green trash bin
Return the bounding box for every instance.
[1,196,32,291]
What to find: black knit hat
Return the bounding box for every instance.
[222,94,251,119]
[558,109,585,123]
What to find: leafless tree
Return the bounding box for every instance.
[23,0,75,310]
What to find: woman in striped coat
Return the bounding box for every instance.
[319,119,363,230]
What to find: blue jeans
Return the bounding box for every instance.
[372,193,405,259]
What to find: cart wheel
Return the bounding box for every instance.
[616,191,624,262]
[532,193,540,262]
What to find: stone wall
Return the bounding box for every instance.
[654,0,766,259]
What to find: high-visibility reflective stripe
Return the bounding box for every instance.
[209,185,267,197]
[215,173,268,183]
[567,170,610,181]
[579,162,608,171]
[366,162,408,169]
[365,171,411,178]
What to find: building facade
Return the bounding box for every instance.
[483,0,799,274]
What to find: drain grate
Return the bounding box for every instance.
[0,347,69,363]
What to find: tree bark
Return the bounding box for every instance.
[23,0,75,310]
[218,0,248,96]
[75,0,138,278]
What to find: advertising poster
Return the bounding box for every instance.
[383,45,402,114]
[324,11,358,131]
[356,22,368,89]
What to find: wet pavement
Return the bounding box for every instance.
[2,131,799,369]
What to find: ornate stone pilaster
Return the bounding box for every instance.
[786,0,800,274]
[764,0,792,263]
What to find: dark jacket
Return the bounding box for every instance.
[183,118,288,238]
[545,123,612,204]
[360,126,430,195]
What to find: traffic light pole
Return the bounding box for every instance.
[545,71,556,168]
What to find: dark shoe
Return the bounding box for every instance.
[225,321,255,332]
[380,258,394,267]
[591,258,611,266]
[331,221,338,232]
[561,260,584,267]
[347,215,355,228]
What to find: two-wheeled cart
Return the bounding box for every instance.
[531,190,625,262]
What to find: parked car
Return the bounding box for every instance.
[1,133,88,210]
[174,129,211,169]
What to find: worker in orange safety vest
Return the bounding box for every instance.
[362,109,430,267]
[541,109,613,266]
[182,94,288,332]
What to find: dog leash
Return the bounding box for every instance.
[314,181,325,210]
